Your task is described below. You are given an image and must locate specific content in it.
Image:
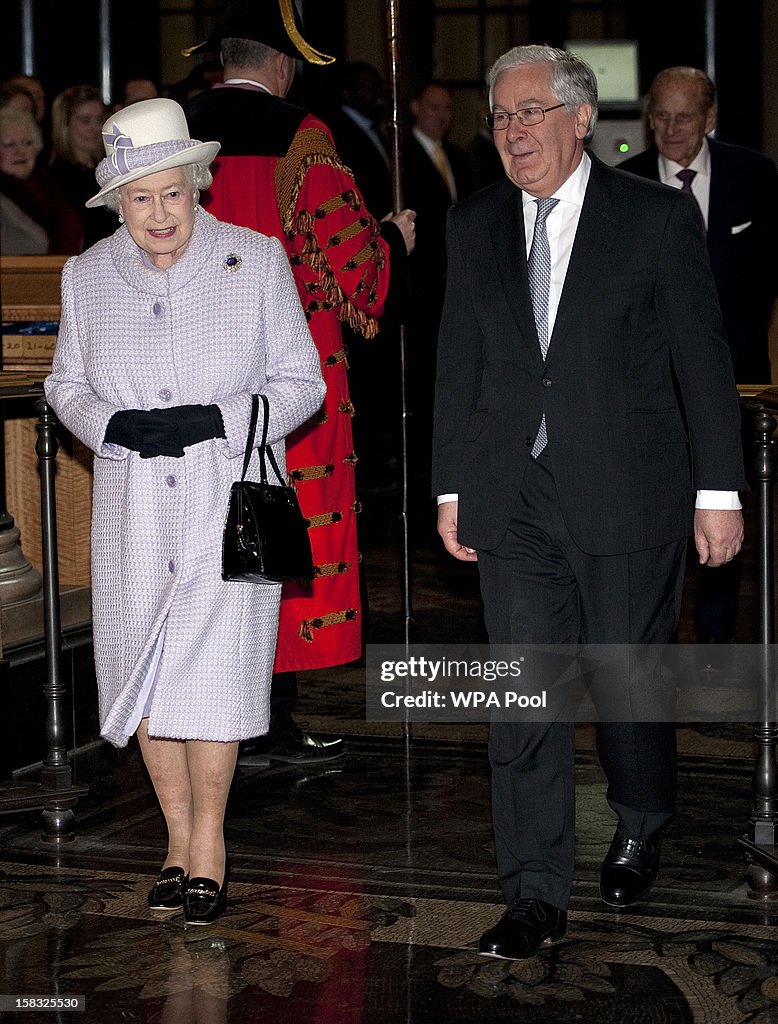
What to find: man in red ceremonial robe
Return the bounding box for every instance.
[185,0,415,762]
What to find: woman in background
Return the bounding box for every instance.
[50,84,114,247]
[0,106,81,254]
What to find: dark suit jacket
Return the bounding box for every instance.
[619,139,778,383]
[431,156,746,555]
[326,108,394,220]
[403,133,473,300]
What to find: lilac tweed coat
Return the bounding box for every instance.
[45,209,325,747]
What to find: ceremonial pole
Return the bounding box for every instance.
[384,0,413,744]
[384,0,412,646]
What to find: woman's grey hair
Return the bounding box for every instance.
[486,44,599,143]
[103,161,212,213]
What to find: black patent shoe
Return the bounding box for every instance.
[600,829,663,907]
[478,898,567,960]
[184,868,229,926]
[148,866,188,910]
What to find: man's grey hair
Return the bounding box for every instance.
[221,37,278,69]
[646,66,717,114]
[486,44,598,143]
[104,162,212,213]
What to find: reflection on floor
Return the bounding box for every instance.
[1,484,777,1023]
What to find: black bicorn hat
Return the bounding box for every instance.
[182,0,335,65]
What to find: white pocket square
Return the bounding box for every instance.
[731,221,752,235]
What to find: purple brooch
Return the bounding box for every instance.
[223,253,242,273]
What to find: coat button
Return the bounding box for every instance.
[166,475,177,487]
[153,301,163,316]
[542,377,553,388]
[168,560,175,573]
[158,388,172,402]
[525,436,532,447]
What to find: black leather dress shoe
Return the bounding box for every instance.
[184,871,228,926]
[600,829,663,907]
[148,866,188,910]
[238,721,345,765]
[478,898,567,959]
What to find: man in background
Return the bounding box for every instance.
[185,0,414,764]
[404,82,472,491]
[619,66,777,385]
[620,67,778,645]
[327,61,393,220]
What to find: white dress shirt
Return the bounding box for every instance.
[657,137,711,228]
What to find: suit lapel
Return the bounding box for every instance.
[547,157,618,359]
[705,138,730,252]
[486,180,542,363]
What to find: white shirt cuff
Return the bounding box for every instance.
[437,493,458,505]
[695,490,742,510]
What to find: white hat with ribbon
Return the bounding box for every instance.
[86,97,220,208]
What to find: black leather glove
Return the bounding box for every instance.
[171,404,225,447]
[104,409,184,458]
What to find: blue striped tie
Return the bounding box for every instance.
[528,197,559,458]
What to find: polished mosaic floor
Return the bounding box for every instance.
[1,483,777,1023]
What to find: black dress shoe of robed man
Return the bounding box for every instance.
[478,898,567,959]
[600,829,664,907]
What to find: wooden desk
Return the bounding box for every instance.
[1,256,92,586]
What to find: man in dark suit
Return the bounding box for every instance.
[403,82,473,486]
[619,66,777,385]
[432,45,745,960]
[620,67,778,645]
[327,61,393,220]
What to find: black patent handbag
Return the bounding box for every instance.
[221,393,314,585]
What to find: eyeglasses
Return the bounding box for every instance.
[485,103,566,131]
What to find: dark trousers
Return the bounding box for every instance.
[477,451,685,910]
[269,672,296,725]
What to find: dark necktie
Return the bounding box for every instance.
[676,168,706,235]
[528,197,559,458]
[676,168,696,192]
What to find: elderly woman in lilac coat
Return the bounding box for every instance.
[45,99,325,926]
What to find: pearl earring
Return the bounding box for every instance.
[193,202,200,212]
[118,214,124,224]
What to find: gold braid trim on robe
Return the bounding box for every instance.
[299,608,359,643]
[275,126,386,339]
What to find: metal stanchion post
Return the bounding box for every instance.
[0,382,87,838]
[737,399,778,897]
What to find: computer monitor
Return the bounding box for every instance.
[564,40,640,107]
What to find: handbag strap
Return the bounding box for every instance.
[240,394,260,482]
[241,393,287,487]
[257,393,287,487]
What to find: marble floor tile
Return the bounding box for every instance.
[0,487,777,1022]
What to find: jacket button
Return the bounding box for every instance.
[542,377,553,388]
[166,475,177,488]
[168,560,175,573]
[525,436,532,447]
[158,388,172,402]
[153,301,163,316]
